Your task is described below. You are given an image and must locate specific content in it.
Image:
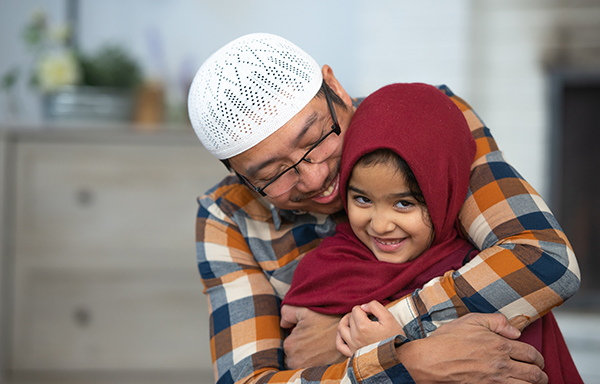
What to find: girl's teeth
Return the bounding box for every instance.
[376,238,401,245]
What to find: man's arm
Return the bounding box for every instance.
[196,182,411,384]
[387,86,581,339]
[198,178,548,384]
[398,313,547,384]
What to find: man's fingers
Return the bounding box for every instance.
[283,309,344,368]
[508,339,545,369]
[505,378,547,384]
[463,313,522,340]
[280,317,296,329]
[400,314,550,384]
[506,359,548,384]
[280,305,300,329]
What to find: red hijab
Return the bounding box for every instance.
[283,83,476,313]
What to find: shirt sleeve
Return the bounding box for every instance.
[196,196,415,384]
[387,86,581,340]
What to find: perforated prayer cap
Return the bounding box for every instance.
[188,33,323,159]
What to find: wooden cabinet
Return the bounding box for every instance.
[1,126,226,383]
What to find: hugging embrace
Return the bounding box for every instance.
[188,33,581,384]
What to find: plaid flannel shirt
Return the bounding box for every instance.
[196,85,581,384]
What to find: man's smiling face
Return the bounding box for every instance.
[228,67,354,214]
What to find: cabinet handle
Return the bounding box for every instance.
[73,306,92,327]
[75,188,94,207]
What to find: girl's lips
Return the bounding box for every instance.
[310,173,340,205]
[372,236,406,252]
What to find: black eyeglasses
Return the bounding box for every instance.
[238,87,342,197]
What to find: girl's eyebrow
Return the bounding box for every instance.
[244,112,319,177]
[347,185,366,195]
[388,192,413,199]
[348,185,412,199]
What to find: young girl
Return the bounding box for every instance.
[282,82,582,383]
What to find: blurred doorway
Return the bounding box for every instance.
[549,70,600,310]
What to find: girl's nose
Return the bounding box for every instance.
[370,211,395,235]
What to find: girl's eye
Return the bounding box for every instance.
[395,200,413,209]
[354,196,371,205]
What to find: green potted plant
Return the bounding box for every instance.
[1,9,142,123]
[43,44,143,122]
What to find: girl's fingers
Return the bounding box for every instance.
[336,332,352,357]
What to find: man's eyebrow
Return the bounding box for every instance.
[244,112,319,177]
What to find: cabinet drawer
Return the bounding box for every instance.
[14,142,225,268]
[12,266,212,372]
[9,138,225,377]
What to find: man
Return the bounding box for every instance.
[188,33,580,384]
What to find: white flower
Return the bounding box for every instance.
[36,50,80,92]
[49,24,71,45]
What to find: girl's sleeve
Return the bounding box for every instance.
[387,86,581,339]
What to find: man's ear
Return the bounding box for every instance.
[322,65,353,108]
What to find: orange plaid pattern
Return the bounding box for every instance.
[195,85,580,384]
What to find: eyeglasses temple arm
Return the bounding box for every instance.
[324,89,341,135]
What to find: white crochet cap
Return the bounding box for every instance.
[188,33,323,159]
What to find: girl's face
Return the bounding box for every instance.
[346,161,433,264]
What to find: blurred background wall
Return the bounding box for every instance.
[3,0,598,196]
[1,1,600,383]
[1,0,599,193]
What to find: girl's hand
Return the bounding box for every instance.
[336,300,404,356]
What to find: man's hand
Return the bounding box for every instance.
[280,305,344,369]
[399,313,548,384]
[337,300,404,356]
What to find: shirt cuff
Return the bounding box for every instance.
[349,335,414,384]
[388,295,425,341]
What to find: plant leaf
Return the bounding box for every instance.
[1,67,20,91]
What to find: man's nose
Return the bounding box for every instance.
[294,160,330,192]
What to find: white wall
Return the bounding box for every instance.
[0,1,471,117]
[468,0,600,199]
[353,1,472,96]
[0,0,361,124]
[2,0,600,197]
